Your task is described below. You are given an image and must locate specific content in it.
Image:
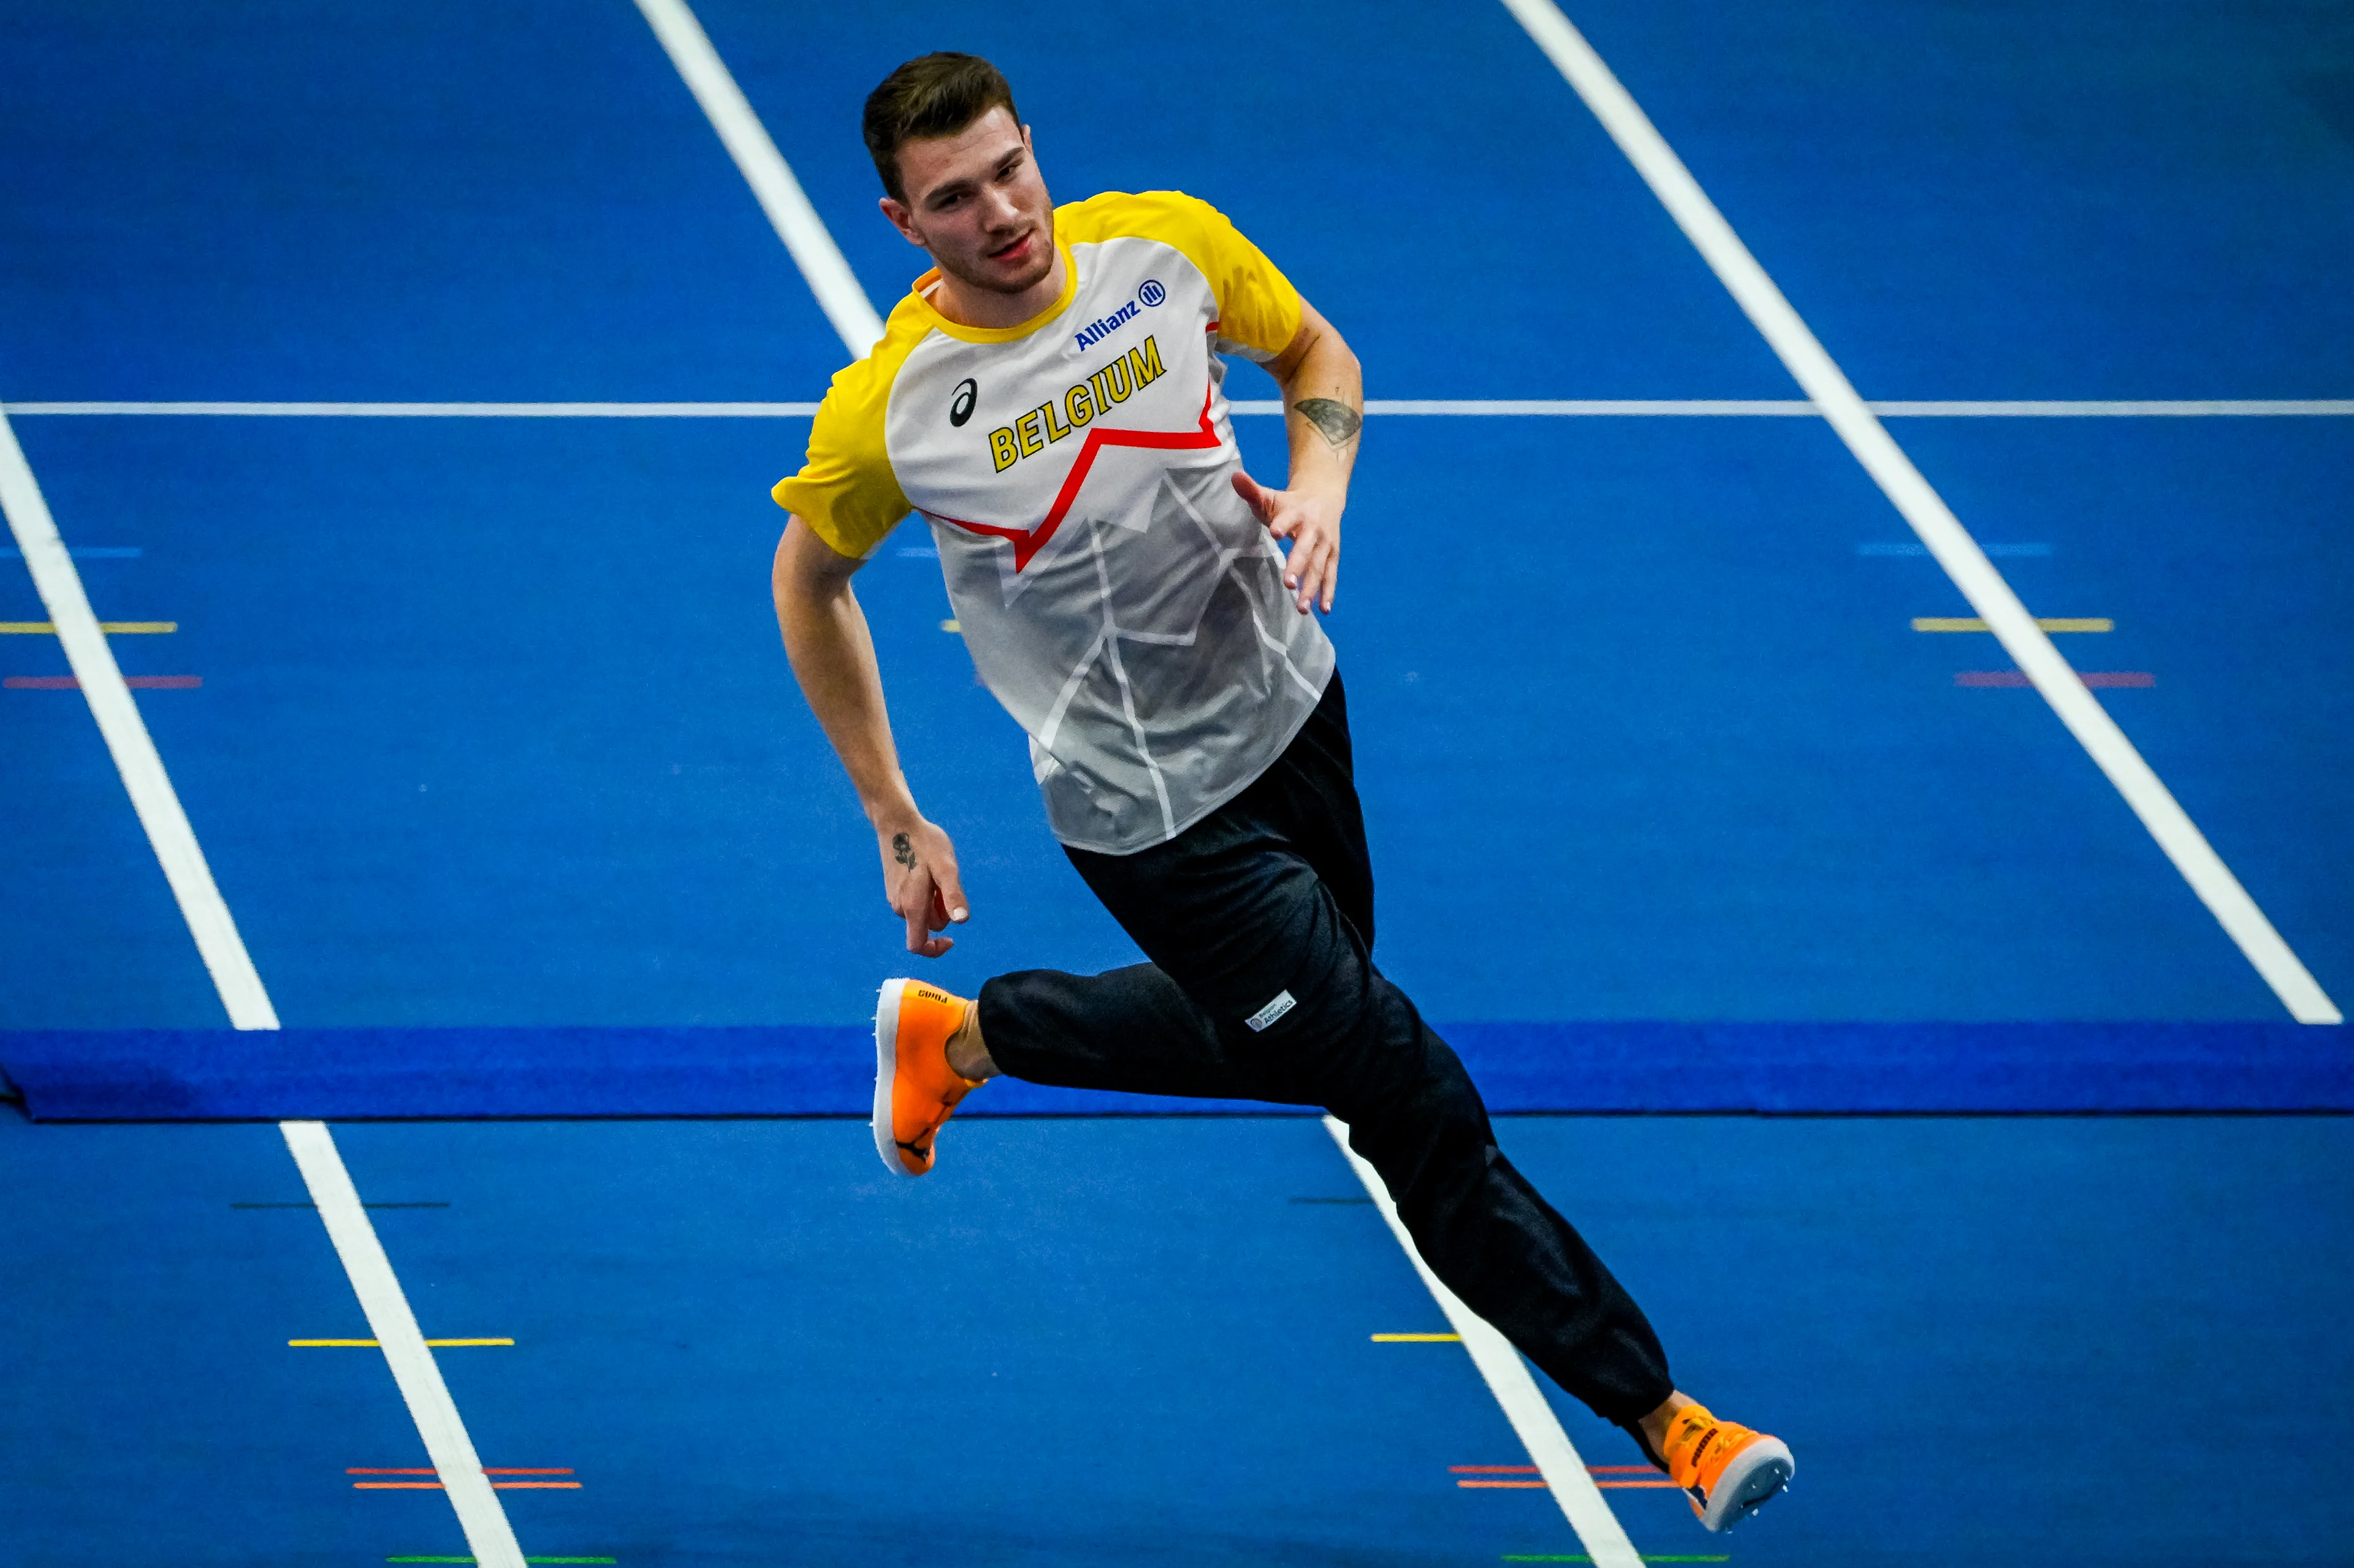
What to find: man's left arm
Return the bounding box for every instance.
[1232,299,1362,614]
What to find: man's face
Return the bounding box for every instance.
[881,107,1056,297]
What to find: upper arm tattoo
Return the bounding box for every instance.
[1295,397,1363,451]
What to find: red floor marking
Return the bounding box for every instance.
[1596,1479,1684,1489]
[5,674,201,689]
[1954,670,2154,688]
[350,1467,574,1472]
[1458,1480,1550,1488]
[351,1481,584,1490]
[1452,1464,1659,1475]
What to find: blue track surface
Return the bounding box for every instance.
[6,1110,2351,1567]
[9,1021,2353,1119]
[3,2,2351,1562]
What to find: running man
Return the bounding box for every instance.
[771,52,1792,1534]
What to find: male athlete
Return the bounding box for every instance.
[771,53,1792,1533]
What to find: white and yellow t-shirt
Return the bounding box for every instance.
[775,191,1335,854]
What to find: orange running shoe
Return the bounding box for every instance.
[1660,1402,1794,1532]
[872,979,983,1177]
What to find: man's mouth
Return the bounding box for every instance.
[986,231,1034,264]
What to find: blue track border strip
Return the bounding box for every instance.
[2,1021,2345,1119]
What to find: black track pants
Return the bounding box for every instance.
[979,672,1675,1424]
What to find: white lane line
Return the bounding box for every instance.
[630,0,885,359]
[1336,398,2354,417]
[0,409,278,1029]
[1,401,820,417]
[1862,399,2354,417]
[9,398,2350,419]
[1324,1117,1644,1568]
[283,1122,527,1568]
[1498,0,2341,1024]
[1246,398,2354,416]
[6,408,526,1558]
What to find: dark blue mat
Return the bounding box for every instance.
[1,1021,2344,1120]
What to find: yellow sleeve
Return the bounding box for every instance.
[1061,191,1305,361]
[770,319,920,557]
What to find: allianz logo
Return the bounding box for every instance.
[1070,280,1164,353]
[1071,299,1139,352]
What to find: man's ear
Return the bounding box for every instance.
[878,195,924,247]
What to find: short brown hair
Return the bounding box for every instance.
[863,53,1020,204]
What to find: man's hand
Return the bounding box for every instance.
[878,816,969,957]
[1233,470,1342,614]
[1253,299,1360,615]
[774,517,973,959]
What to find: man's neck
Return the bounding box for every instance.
[927,245,1067,330]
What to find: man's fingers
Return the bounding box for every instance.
[1230,469,1274,523]
[1235,471,1302,544]
[1311,530,1340,611]
[904,883,954,956]
[932,864,970,924]
[881,823,964,957]
[1276,512,1318,591]
[1293,530,1335,611]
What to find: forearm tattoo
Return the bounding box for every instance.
[893,832,916,869]
[1295,397,1362,451]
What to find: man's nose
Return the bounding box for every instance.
[981,185,1024,228]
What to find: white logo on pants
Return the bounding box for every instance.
[1245,990,1297,1032]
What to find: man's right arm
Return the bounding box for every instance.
[772,516,968,957]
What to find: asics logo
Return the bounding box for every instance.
[948,378,977,427]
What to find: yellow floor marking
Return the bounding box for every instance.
[289,1338,515,1347]
[0,620,177,633]
[939,618,961,633]
[1912,616,2111,632]
[1371,1332,1463,1342]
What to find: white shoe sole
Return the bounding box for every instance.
[871,978,916,1178]
[1697,1436,1794,1532]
